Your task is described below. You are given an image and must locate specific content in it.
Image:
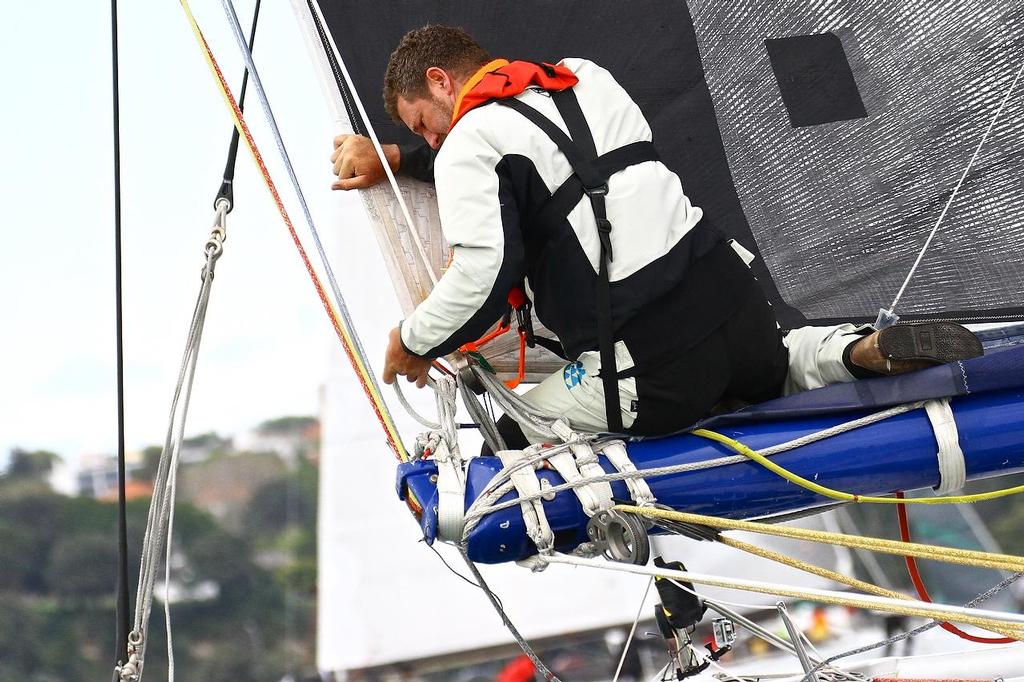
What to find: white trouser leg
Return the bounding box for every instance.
[782,323,869,394]
[516,341,639,444]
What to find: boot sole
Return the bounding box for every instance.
[877,322,983,365]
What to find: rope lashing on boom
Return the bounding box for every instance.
[691,427,1024,505]
[177,0,411,467]
[460,402,923,536]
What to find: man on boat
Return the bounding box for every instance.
[330,25,982,445]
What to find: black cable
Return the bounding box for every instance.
[214,0,263,212]
[459,547,561,681]
[421,539,501,608]
[110,0,131,674]
[797,571,1024,682]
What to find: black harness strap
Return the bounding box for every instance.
[544,141,659,218]
[498,89,657,433]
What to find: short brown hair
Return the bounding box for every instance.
[383,25,491,122]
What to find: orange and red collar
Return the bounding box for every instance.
[451,59,579,127]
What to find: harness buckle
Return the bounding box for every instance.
[583,183,609,197]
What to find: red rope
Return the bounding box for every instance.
[895,491,1013,643]
[189,24,423,516]
[195,30,404,460]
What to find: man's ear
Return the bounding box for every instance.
[425,66,453,96]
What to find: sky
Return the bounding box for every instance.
[0,0,397,476]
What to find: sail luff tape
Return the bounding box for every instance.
[179,0,409,462]
[216,0,406,453]
[925,398,966,495]
[304,0,437,286]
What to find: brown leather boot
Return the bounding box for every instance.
[849,322,983,375]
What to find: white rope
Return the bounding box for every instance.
[495,449,555,552]
[667,578,771,612]
[473,366,562,436]
[540,553,1024,627]
[122,205,228,681]
[924,398,966,494]
[217,0,400,437]
[302,0,436,285]
[392,380,441,430]
[613,577,654,682]
[887,60,1024,315]
[164,460,179,681]
[461,402,922,534]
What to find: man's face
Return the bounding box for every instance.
[396,93,453,150]
[396,66,461,150]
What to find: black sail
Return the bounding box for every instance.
[307,0,1024,329]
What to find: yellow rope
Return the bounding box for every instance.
[692,428,1024,505]
[549,553,1024,635]
[617,506,1024,573]
[177,0,409,463]
[718,535,1022,640]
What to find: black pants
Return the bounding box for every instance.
[490,275,788,450]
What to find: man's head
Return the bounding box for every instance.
[383,25,491,149]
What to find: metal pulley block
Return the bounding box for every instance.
[586,509,650,565]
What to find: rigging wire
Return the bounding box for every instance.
[213,0,262,212]
[109,0,132,673]
[883,60,1024,321]
[459,546,562,681]
[208,0,410,463]
[895,492,1015,644]
[797,570,1023,682]
[118,210,228,682]
[176,0,413,468]
[612,577,653,682]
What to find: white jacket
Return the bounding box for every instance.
[400,58,713,360]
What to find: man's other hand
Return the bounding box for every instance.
[383,326,433,388]
[330,135,400,190]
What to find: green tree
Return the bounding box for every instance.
[4,449,61,480]
[134,445,164,482]
[256,416,317,435]
[46,534,116,600]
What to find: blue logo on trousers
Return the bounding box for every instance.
[563,361,586,389]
